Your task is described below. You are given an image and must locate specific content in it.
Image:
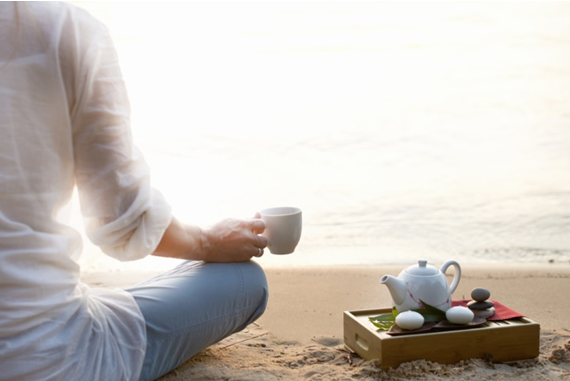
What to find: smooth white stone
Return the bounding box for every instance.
[395,311,425,330]
[446,306,475,324]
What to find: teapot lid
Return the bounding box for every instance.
[404,259,439,276]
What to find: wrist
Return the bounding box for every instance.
[198,227,213,261]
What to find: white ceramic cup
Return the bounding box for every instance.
[259,207,302,255]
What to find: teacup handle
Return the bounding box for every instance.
[440,260,461,294]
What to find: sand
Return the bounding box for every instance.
[82,263,570,380]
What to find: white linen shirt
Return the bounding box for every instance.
[0,2,172,380]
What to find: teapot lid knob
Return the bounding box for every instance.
[404,259,439,276]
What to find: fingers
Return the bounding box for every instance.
[253,233,268,249]
[204,218,268,262]
[248,218,267,258]
[249,218,265,234]
[253,246,264,258]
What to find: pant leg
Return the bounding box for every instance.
[127,260,268,381]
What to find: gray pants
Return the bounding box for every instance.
[127,260,268,381]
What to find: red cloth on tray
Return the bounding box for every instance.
[452,299,525,321]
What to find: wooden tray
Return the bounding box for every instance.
[344,307,540,370]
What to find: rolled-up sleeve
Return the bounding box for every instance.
[69,21,171,261]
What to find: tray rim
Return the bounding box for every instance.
[345,307,540,339]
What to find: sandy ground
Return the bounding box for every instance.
[82,263,570,380]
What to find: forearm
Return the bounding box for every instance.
[152,218,208,261]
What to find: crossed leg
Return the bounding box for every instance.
[127,260,268,381]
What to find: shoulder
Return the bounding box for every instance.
[19,2,108,44]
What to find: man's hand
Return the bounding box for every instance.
[201,218,268,262]
[152,216,268,263]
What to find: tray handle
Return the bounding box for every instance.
[355,333,370,351]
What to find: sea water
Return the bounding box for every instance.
[71,2,570,271]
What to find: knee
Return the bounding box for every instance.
[237,261,269,316]
[243,260,267,286]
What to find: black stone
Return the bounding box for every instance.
[470,287,491,302]
[467,300,494,310]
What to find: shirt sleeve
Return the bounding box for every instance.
[67,12,171,261]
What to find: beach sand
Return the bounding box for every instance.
[82,264,570,380]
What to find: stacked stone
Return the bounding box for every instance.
[467,287,495,318]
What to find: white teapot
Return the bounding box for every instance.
[381,259,461,312]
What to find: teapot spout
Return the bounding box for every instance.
[380,275,408,307]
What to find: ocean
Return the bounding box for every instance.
[71,1,570,271]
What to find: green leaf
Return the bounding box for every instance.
[369,320,394,330]
[392,306,399,318]
[369,313,395,323]
[418,300,446,316]
[369,310,399,331]
[368,303,448,332]
[419,314,445,323]
[404,300,447,323]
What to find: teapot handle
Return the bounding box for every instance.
[440,260,461,294]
